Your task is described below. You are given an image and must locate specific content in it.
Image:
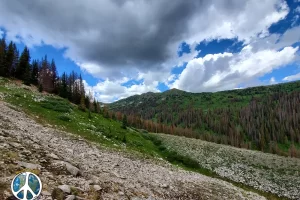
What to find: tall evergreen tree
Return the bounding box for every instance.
[59,72,68,98]
[4,41,14,77]
[11,43,19,77]
[31,60,39,85]
[0,38,7,76]
[122,114,128,129]
[23,63,32,85]
[16,46,30,80]
[50,59,58,93]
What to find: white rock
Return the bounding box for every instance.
[17,161,41,170]
[41,191,51,196]
[58,185,71,194]
[65,195,76,200]
[93,185,102,191]
[9,142,22,148]
[65,161,80,176]
[47,153,59,159]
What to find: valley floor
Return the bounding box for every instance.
[0,100,265,200]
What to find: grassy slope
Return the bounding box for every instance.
[110,80,300,112]
[109,81,300,153]
[0,77,292,199]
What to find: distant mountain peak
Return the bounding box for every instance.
[163,88,185,94]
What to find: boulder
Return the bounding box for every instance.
[41,191,51,196]
[17,161,41,170]
[58,185,71,194]
[65,195,76,200]
[47,153,59,160]
[65,162,80,176]
[93,185,102,191]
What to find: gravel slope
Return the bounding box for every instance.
[0,100,266,200]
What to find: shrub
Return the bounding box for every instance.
[51,188,65,200]
[57,115,71,122]
[38,84,43,92]
[41,99,72,113]
[14,93,22,97]
[122,134,127,143]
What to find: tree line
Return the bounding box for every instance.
[111,91,300,158]
[0,37,100,111]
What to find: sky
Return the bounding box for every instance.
[0,0,299,103]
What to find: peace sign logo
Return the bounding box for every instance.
[11,172,42,200]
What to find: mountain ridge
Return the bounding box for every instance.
[109,80,300,158]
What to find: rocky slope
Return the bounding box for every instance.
[0,100,266,200]
[156,133,300,199]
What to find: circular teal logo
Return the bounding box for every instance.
[11,172,42,200]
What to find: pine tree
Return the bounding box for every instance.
[88,108,92,119]
[122,114,128,129]
[112,113,116,120]
[31,60,39,85]
[92,98,96,112]
[4,41,14,77]
[50,59,58,93]
[11,43,19,77]
[0,38,7,76]
[16,46,30,80]
[79,94,86,111]
[59,72,68,98]
[23,62,32,85]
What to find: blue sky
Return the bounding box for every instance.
[0,0,299,102]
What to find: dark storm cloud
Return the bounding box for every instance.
[0,0,207,69]
[0,0,288,81]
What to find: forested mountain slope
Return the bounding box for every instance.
[109,81,300,157]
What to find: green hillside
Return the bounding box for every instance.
[109,81,300,157]
[110,81,300,111]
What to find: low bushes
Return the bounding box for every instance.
[41,99,73,113]
[142,133,201,170]
[57,115,71,122]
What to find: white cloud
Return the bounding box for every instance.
[172,46,299,92]
[269,77,277,84]
[250,26,300,52]
[0,30,3,38]
[185,0,288,44]
[295,6,300,13]
[283,72,300,81]
[84,78,160,103]
[292,15,299,27]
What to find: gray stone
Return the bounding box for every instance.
[41,190,51,196]
[58,185,71,194]
[65,162,80,176]
[9,142,22,148]
[0,143,10,149]
[65,195,76,200]
[17,161,41,170]
[93,185,102,191]
[47,153,59,159]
